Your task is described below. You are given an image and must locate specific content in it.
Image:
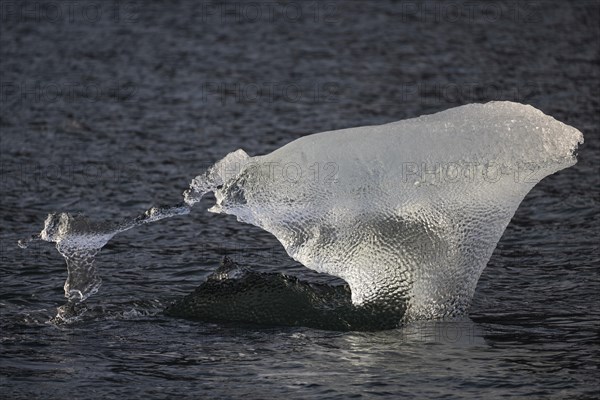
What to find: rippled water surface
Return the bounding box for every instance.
[1,0,599,398]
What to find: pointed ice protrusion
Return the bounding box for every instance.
[30,205,190,305]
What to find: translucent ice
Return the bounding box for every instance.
[186,101,583,320]
[21,101,583,324]
[25,205,189,306]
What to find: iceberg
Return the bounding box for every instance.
[185,101,583,320]
[21,101,583,325]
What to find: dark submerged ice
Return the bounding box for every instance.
[165,257,406,331]
[2,1,599,399]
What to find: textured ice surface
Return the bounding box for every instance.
[21,101,583,324]
[20,205,189,308]
[186,101,583,320]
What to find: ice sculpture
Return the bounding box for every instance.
[185,102,583,320]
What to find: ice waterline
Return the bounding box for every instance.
[20,205,190,322]
[19,102,583,325]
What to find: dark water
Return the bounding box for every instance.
[1,0,599,398]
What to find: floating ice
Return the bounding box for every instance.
[21,205,189,309]
[20,101,583,325]
[185,101,583,320]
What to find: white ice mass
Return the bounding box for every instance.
[24,101,583,322]
[185,101,583,320]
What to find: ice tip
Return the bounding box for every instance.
[183,188,204,207]
[17,234,41,249]
[143,203,191,220]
